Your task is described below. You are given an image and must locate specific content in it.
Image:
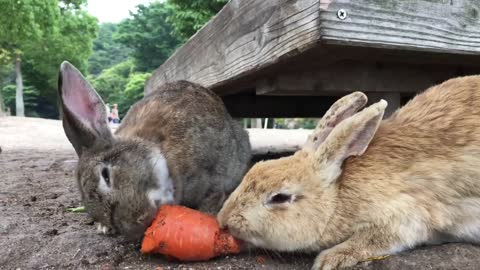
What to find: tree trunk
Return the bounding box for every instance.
[0,74,4,115]
[15,56,24,117]
[0,88,4,116]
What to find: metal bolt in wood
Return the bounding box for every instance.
[337,9,347,20]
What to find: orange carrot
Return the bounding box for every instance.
[141,205,243,261]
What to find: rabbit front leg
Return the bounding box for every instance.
[312,226,412,270]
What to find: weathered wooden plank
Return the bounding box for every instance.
[320,0,480,54]
[254,60,476,95]
[145,0,321,94]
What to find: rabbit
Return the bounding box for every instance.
[218,75,480,270]
[302,91,368,151]
[58,61,251,240]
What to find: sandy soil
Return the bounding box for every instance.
[1,117,480,270]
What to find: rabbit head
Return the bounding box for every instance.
[217,98,387,251]
[58,62,174,239]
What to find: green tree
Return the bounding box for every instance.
[90,60,150,118]
[0,0,60,116]
[25,6,97,100]
[0,49,13,114]
[0,0,97,118]
[90,60,134,102]
[119,72,151,115]
[2,84,40,117]
[88,23,131,75]
[167,0,228,40]
[116,2,181,72]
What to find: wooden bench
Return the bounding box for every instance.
[146,0,480,118]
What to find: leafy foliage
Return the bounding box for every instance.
[89,60,150,117]
[0,0,61,116]
[0,0,98,118]
[0,0,227,118]
[88,23,131,75]
[2,84,40,117]
[116,72,151,116]
[124,73,151,105]
[0,55,13,113]
[0,49,12,67]
[116,2,181,72]
[89,60,134,102]
[0,0,60,49]
[167,0,228,40]
[25,6,98,95]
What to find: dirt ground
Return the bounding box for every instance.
[2,117,480,270]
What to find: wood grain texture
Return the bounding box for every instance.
[320,0,480,54]
[146,0,320,94]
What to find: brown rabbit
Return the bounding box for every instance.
[218,75,480,270]
[58,62,251,239]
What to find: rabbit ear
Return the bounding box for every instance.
[58,61,113,156]
[314,100,387,182]
[304,92,368,150]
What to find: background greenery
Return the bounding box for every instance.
[0,0,226,119]
[0,0,316,129]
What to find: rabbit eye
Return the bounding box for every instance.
[101,167,110,186]
[268,193,292,204]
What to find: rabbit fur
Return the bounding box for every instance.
[218,75,480,270]
[58,61,251,240]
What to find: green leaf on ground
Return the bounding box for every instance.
[67,206,85,212]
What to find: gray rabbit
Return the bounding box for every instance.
[58,61,251,239]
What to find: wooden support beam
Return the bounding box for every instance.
[255,79,276,95]
[254,61,478,96]
[222,94,337,118]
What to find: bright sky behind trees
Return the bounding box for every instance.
[87,0,155,22]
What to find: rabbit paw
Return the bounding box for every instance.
[312,248,360,270]
[96,223,114,235]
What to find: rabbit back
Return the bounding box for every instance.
[346,75,480,189]
[115,81,251,209]
[337,75,480,241]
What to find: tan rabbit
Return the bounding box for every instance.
[218,75,480,270]
[58,62,251,240]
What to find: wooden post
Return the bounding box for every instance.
[366,92,401,118]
